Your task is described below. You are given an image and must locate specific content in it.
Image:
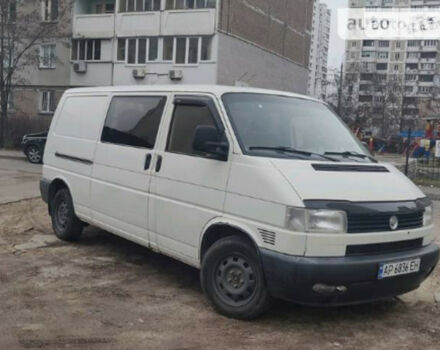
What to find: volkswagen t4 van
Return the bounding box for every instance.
[40,85,439,319]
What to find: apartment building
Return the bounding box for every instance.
[70,0,313,91]
[10,0,73,122]
[344,0,440,132]
[7,0,313,144]
[307,1,331,100]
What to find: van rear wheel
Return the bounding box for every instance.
[51,188,83,241]
[201,236,272,320]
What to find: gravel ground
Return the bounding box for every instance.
[1,199,440,349]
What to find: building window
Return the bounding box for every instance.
[117,37,212,64]
[201,36,212,61]
[377,52,388,59]
[163,37,174,61]
[394,64,399,71]
[163,36,212,64]
[423,40,437,46]
[8,1,16,22]
[376,63,388,70]
[408,40,420,47]
[7,91,14,111]
[41,0,58,21]
[165,0,216,10]
[421,52,437,59]
[71,40,102,61]
[362,40,374,47]
[419,86,433,94]
[407,52,419,59]
[40,90,56,114]
[119,0,161,12]
[421,63,435,70]
[95,2,116,13]
[405,74,417,81]
[39,44,56,69]
[378,40,389,47]
[117,38,159,63]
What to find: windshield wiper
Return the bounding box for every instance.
[324,151,377,163]
[248,146,338,162]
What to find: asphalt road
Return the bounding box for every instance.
[0,157,42,204]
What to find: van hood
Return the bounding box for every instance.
[271,159,425,202]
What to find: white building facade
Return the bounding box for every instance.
[307,1,331,100]
[70,0,312,92]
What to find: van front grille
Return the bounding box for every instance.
[347,211,424,233]
[346,238,423,256]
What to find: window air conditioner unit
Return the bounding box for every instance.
[169,70,183,81]
[73,61,87,73]
[132,68,146,79]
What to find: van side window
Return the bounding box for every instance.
[101,96,166,149]
[166,103,218,156]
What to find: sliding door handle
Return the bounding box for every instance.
[144,154,152,170]
[155,155,163,172]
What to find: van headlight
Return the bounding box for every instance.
[424,205,434,226]
[286,207,347,233]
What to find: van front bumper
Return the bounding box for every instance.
[260,243,439,306]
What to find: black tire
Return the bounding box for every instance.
[201,236,272,320]
[25,145,42,164]
[50,188,83,241]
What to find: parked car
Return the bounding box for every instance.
[22,131,47,164]
[40,85,438,319]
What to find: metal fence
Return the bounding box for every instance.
[408,155,440,186]
[403,129,440,187]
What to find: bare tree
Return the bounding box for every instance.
[367,73,404,138]
[0,0,72,148]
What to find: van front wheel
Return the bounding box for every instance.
[201,236,272,320]
[51,188,83,241]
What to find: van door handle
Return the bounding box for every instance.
[144,154,152,170]
[155,155,162,172]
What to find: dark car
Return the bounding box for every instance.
[22,131,47,164]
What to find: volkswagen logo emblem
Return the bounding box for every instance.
[389,216,399,230]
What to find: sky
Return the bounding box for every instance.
[321,0,348,69]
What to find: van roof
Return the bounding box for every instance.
[65,85,321,102]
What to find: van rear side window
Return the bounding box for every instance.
[55,96,109,140]
[101,96,166,149]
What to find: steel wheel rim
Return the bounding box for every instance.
[213,254,257,307]
[28,147,41,162]
[56,200,69,231]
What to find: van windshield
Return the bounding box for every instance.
[222,93,371,162]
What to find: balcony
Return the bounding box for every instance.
[116,11,160,37]
[161,9,216,35]
[73,14,115,38]
[73,0,115,38]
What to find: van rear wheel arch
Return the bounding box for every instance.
[47,179,70,215]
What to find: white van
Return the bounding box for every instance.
[40,85,438,319]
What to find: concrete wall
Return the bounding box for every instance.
[218,0,313,69]
[112,62,217,85]
[216,32,309,94]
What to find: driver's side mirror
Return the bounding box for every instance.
[193,125,229,161]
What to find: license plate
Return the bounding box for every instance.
[378,258,420,279]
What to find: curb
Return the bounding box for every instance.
[0,154,26,161]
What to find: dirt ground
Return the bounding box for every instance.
[1,199,440,350]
